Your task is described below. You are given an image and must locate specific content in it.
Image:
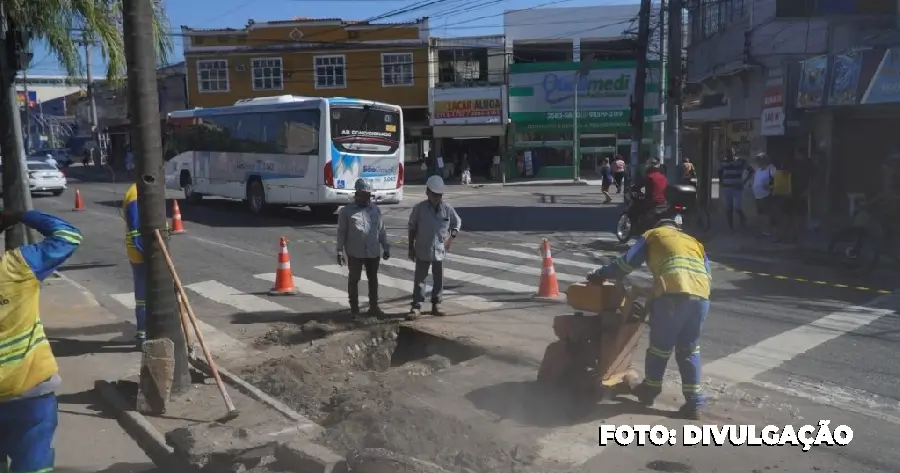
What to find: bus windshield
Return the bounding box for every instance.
[330,105,400,155]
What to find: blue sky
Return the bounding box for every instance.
[25,0,636,77]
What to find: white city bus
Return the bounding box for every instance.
[163,95,405,216]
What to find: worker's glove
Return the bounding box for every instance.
[382,251,390,261]
[337,252,345,267]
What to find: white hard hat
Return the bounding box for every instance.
[425,175,445,194]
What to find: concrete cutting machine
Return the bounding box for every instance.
[537,277,652,401]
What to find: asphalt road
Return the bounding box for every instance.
[33,175,900,472]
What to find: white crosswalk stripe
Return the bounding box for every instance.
[380,257,536,294]
[314,265,503,311]
[253,273,350,307]
[448,253,583,283]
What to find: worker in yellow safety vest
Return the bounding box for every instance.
[587,210,712,420]
[122,181,147,344]
[0,210,83,473]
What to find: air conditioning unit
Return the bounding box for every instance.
[235,64,246,72]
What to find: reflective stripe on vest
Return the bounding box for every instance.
[657,255,710,279]
[0,320,48,368]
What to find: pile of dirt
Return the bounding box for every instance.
[243,352,545,473]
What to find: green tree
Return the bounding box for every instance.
[0,0,173,248]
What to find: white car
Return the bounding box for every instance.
[0,161,68,196]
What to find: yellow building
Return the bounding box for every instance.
[181,17,430,154]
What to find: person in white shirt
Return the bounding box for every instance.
[44,153,58,169]
[751,152,776,236]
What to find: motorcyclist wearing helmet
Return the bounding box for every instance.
[629,159,670,224]
[336,178,390,317]
[407,175,462,319]
[587,208,712,420]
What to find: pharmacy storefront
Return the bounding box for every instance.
[429,86,507,180]
[508,61,659,179]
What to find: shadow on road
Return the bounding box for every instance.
[48,337,138,358]
[455,205,621,232]
[93,198,338,228]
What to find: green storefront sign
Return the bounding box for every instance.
[508,60,660,131]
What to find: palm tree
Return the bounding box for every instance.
[0,0,173,248]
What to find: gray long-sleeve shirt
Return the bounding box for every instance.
[337,203,389,259]
[408,200,462,262]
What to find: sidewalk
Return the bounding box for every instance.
[40,275,159,473]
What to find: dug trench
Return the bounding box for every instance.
[241,321,590,473]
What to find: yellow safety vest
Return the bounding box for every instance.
[772,170,792,196]
[0,251,58,400]
[643,226,711,300]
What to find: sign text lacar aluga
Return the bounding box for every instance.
[433,99,501,119]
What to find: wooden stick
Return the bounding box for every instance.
[154,229,238,419]
[175,289,193,352]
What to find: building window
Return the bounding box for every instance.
[691,0,747,41]
[251,57,283,91]
[382,52,414,87]
[197,59,229,93]
[314,55,346,89]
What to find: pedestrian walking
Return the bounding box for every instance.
[125,146,136,173]
[336,178,390,317]
[0,210,83,473]
[681,157,696,185]
[751,152,776,236]
[718,148,753,232]
[407,175,462,319]
[600,157,613,203]
[613,155,626,193]
[44,153,58,169]
[587,209,711,420]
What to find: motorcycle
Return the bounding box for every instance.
[828,201,898,275]
[615,192,683,243]
[615,184,704,243]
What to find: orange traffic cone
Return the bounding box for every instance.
[73,189,85,211]
[537,238,560,298]
[269,238,298,295]
[170,200,186,234]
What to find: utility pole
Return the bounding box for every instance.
[658,0,666,169]
[0,15,37,249]
[664,0,683,182]
[22,70,30,151]
[81,32,101,166]
[628,0,653,181]
[122,0,190,393]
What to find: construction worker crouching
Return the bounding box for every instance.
[586,210,712,420]
[0,210,83,473]
[336,178,389,317]
[407,175,461,319]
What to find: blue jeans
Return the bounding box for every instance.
[0,394,58,473]
[131,262,147,334]
[644,294,710,408]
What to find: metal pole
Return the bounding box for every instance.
[22,70,30,152]
[573,71,580,182]
[666,0,683,181]
[629,0,653,181]
[84,32,100,166]
[658,0,667,169]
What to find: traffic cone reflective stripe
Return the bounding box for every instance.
[170,200,186,234]
[269,237,298,295]
[73,189,85,211]
[537,238,560,298]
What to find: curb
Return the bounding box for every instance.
[93,380,178,468]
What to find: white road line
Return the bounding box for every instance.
[315,265,502,311]
[472,247,596,270]
[109,291,259,359]
[380,258,535,294]
[536,291,900,466]
[448,253,582,283]
[186,280,292,313]
[254,273,349,307]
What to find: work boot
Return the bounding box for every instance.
[134,331,146,346]
[406,306,420,320]
[368,305,386,318]
[431,303,446,317]
[632,382,661,407]
[349,303,360,315]
[676,404,703,421]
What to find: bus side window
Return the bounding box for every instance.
[284,110,319,155]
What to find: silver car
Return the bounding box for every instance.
[0,161,68,196]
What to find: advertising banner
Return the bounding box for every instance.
[796,55,828,108]
[507,61,660,131]
[760,68,785,136]
[429,87,504,126]
[16,90,37,109]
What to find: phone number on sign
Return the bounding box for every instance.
[545,111,627,120]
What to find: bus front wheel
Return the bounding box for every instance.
[246,179,267,215]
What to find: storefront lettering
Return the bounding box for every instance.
[542,73,632,104]
[434,99,501,118]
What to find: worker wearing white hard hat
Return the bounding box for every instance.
[406,175,462,319]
